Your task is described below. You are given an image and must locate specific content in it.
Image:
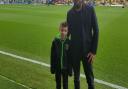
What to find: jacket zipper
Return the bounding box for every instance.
[61,40,64,69]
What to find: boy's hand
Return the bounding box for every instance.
[51,68,55,74]
[87,52,95,63]
[68,71,72,76]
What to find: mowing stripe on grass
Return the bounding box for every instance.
[0,74,32,89]
[0,50,127,89]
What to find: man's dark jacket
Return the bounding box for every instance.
[67,3,99,55]
[50,34,72,76]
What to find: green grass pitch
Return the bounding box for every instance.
[0,4,128,89]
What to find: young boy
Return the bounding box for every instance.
[50,21,72,89]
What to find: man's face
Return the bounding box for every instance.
[60,27,68,37]
[73,0,80,4]
[73,0,82,8]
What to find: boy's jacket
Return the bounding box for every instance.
[50,34,72,76]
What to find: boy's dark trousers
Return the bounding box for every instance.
[72,52,94,89]
[55,69,68,89]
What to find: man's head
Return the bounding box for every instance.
[73,0,83,9]
[59,21,68,39]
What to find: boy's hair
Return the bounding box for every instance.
[60,21,68,28]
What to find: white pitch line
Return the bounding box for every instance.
[0,50,127,89]
[0,74,32,89]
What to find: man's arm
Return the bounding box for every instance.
[91,6,99,55]
[67,11,71,37]
[87,6,99,63]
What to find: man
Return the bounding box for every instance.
[67,0,99,89]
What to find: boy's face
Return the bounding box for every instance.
[60,26,68,37]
